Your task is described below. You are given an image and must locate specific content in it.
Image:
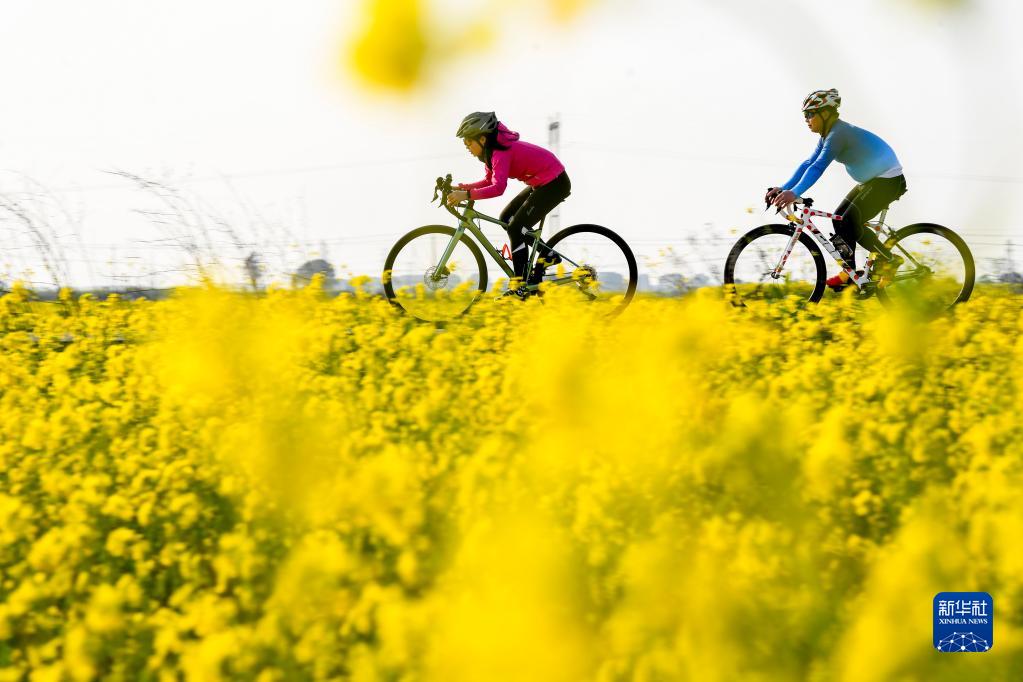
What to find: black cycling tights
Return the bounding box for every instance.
[832,175,908,269]
[499,171,572,279]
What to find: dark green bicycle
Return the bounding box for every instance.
[383,175,638,323]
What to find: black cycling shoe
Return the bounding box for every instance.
[528,253,562,284]
[498,283,532,300]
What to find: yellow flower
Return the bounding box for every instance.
[0,283,1019,679]
[84,584,124,633]
[105,527,141,558]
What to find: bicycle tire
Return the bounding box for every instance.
[874,223,975,312]
[723,224,827,307]
[383,225,488,322]
[544,223,638,317]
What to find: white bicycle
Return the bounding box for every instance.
[723,195,975,314]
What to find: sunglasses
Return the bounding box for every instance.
[803,110,819,121]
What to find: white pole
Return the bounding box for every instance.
[547,114,561,236]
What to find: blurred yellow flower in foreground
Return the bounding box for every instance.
[349,0,428,90]
[0,283,1020,679]
[346,0,592,90]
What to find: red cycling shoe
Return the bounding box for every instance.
[826,270,864,291]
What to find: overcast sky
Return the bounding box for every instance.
[1,0,1020,288]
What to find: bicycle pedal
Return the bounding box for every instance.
[497,287,531,301]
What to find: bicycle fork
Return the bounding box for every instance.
[771,222,804,279]
[431,221,470,278]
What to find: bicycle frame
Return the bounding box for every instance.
[435,200,583,292]
[774,202,909,290]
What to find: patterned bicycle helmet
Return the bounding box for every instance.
[802,89,841,113]
[456,111,498,138]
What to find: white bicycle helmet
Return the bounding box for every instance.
[802,89,841,113]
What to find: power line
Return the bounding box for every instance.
[34,152,466,194]
[565,142,1023,186]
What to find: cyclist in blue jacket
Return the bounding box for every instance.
[767,89,906,289]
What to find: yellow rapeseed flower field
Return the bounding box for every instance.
[1,281,1021,680]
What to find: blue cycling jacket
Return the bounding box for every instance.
[781,119,902,197]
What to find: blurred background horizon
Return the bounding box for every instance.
[1,0,1021,292]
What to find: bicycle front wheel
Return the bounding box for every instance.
[383,225,488,323]
[875,223,974,314]
[723,225,827,308]
[543,223,638,317]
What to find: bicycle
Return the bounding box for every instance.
[723,194,974,315]
[382,174,638,322]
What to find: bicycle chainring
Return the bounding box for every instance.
[854,283,877,299]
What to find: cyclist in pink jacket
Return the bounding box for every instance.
[447,111,571,284]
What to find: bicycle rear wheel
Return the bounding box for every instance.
[874,223,974,315]
[542,223,638,317]
[383,225,488,323]
[723,225,827,308]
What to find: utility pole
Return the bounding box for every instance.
[547,114,561,236]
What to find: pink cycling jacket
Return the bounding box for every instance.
[458,122,565,200]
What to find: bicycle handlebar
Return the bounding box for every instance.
[433,173,475,218]
[764,188,830,221]
[765,188,815,210]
